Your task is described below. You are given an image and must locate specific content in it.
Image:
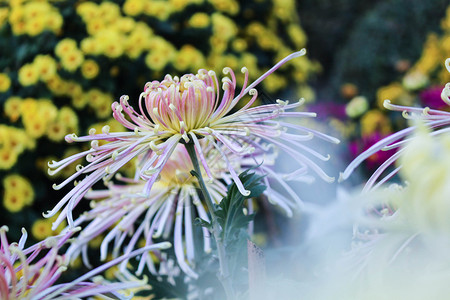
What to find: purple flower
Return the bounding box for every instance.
[419,85,447,110]
[0,225,170,300]
[65,139,323,278]
[46,49,339,229]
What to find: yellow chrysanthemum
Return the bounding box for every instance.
[0,73,11,92]
[76,1,99,21]
[45,75,66,96]
[71,94,89,109]
[31,219,53,240]
[262,71,287,93]
[55,38,78,57]
[188,12,210,28]
[61,49,84,72]
[173,45,205,71]
[145,51,171,71]
[47,121,67,142]
[86,18,106,36]
[376,83,407,108]
[98,1,121,23]
[98,31,125,58]
[38,100,58,122]
[80,37,102,55]
[23,116,47,139]
[211,13,237,42]
[208,0,239,15]
[360,109,392,136]
[3,191,26,213]
[4,97,22,122]
[81,59,100,79]
[0,149,18,169]
[114,17,135,33]
[144,1,172,20]
[18,64,39,86]
[123,0,145,16]
[46,12,63,32]
[58,107,79,130]
[34,55,57,81]
[25,14,46,36]
[288,24,307,48]
[414,34,442,75]
[3,174,34,211]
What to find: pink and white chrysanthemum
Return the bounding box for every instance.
[0,225,170,300]
[47,49,339,229]
[65,139,316,278]
[66,144,224,279]
[341,58,450,191]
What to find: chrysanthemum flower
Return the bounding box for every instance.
[0,225,170,300]
[47,49,339,228]
[66,138,313,278]
[341,58,450,191]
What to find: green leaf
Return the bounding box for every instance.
[214,169,266,290]
[194,217,212,230]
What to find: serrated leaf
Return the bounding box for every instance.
[194,217,212,230]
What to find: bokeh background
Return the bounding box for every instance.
[1,0,449,294]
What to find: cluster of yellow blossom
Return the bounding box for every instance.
[55,39,85,72]
[18,54,57,86]
[7,1,63,36]
[4,97,78,142]
[73,0,316,96]
[77,2,159,60]
[0,125,34,169]
[2,174,34,213]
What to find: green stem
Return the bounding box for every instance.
[185,142,235,300]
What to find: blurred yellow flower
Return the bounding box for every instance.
[34,55,57,81]
[144,1,172,20]
[0,73,11,92]
[81,37,102,55]
[18,64,39,86]
[209,0,239,15]
[77,1,99,21]
[414,34,442,75]
[55,38,78,57]
[2,174,34,212]
[61,49,84,72]
[360,109,392,136]
[211,13,237,42]
[31,219,53,240]
[3,191,26,213]
[0,8,9,28]
[81,59,100,79]
[123,0,145,16]
[188,12,210,28]
[288,24,307,48]
[25,15,46,36]
[46,121,67,142]
[4,97,22,122]
[262,71,287,93]
[376,83,406,108]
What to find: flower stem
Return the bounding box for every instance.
[185,142,235,300]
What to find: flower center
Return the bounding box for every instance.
[144,71,224,135]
